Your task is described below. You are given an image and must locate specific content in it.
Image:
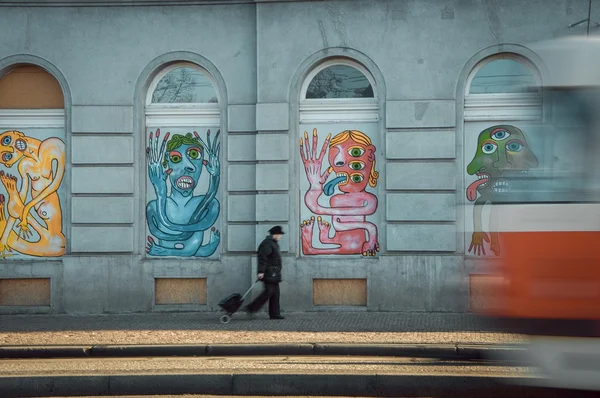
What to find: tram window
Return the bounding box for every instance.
[496,88,600,204]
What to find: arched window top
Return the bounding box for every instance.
[301,59,376,100]
[467,55,540,95]
[147,63,218,105]
[0,64,64,109]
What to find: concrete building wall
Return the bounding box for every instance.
[0,0,586,314]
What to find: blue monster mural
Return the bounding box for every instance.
[145,129,220,257]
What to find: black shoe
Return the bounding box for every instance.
[270,315,285,320]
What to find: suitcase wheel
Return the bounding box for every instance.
[220,314,231,324]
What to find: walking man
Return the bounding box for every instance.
[245,226,285,319]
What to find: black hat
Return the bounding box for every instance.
[269,225,285,235]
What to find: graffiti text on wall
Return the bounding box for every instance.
[146,129,221,257]
[0,130,66,258]
[466,125,538,256]
[300,128,379,256]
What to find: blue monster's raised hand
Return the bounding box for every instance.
[194,129,220,178]
[205,146,220,177]
[146,129,172,195]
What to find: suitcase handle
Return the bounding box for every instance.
[241,280,261,301]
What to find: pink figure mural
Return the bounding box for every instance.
[300,128,379,256]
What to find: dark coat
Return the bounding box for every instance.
[257,235,282,283]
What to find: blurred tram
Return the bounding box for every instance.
[473,36,600,391]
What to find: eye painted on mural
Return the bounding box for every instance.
[350,173,364,183]
[1,136,11,146]
[349,161,365,170]
[491,129,510,141]
[1,153,12,162]
[348,147,365,157]
[169,150,182,163]
[482,141,498,154]
[187,147,202,160]
[506,140,524,152]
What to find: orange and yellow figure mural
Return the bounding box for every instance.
[300,128,379,256]
[466,125,538,256]
[0,130,66,258]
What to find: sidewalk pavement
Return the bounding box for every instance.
[0,311,526,360]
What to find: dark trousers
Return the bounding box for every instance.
[246,282,280,317]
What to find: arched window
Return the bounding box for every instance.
[0,65,64,108]
[0,64,67,259]
[144,62,222,259]
[305,64,374,99]
[301,60,377,101]
[468,58,539,94]
[150,65,218,104]
[298,58,381,258]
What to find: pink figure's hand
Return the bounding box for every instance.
[300,128,332,187]
[468,232,490,256]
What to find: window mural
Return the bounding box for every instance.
[466,125,538,256]
[145,128,221,257]
[0,129,66,258]
[299,127,379,256]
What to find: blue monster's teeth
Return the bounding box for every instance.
[323,174,347,196]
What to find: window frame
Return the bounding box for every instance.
[0,109,65,128]
[464,54,543,122]
[145,62,220,106]
[465,53,542,97]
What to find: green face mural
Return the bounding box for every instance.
[466,125,538,256]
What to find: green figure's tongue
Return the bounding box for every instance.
[324,175,347,196]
